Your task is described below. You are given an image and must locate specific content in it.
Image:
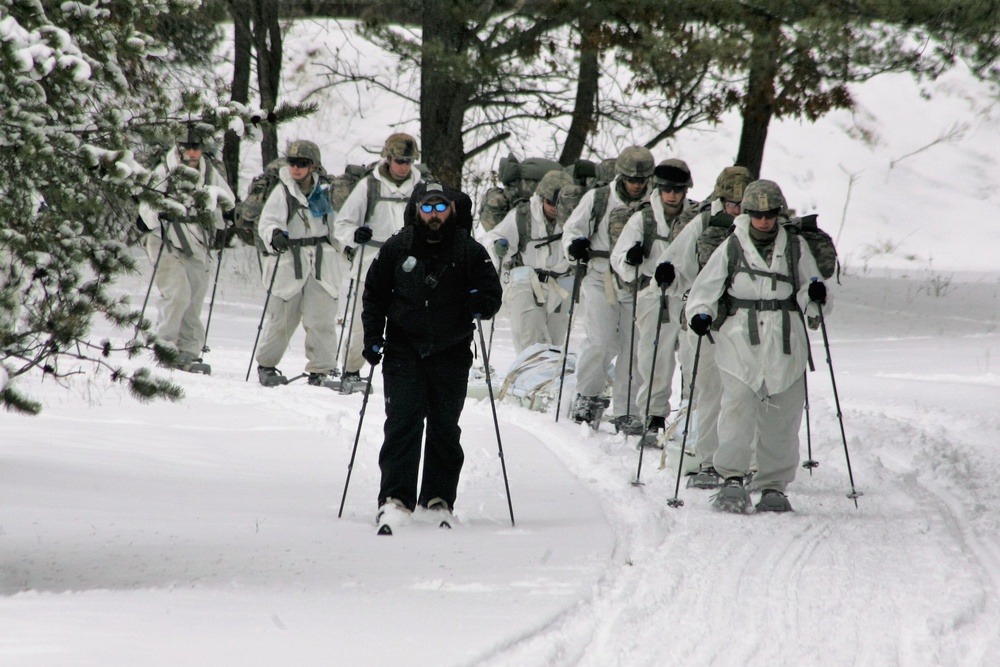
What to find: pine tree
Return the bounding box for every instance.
[0,1,264,414]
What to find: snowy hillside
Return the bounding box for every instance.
[3,18,1000,667]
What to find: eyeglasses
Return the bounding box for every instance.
[420,202,449,213]
[178,142,202,151]
[393,157,414,165]
[660,185,687,194]
[623,175,649,185]
[746,208,781,220]
[287,157,313,168]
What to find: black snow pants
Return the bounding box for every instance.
[377,342,473,511]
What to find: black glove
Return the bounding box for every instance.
[353,225,373,244]
[624,241,644,266]
[808,280,827,305]
[654,261,675,287]
[271,229,290,253]
[690,313,713,336]
[213,228,227,250]
[468,290,490,318]
[362,342,383,366]
[568,237,591,263]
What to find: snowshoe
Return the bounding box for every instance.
[572,394,610,429]
[711,477,752,514]
[425,498,457,530]
[339,371,372,396]
[375,498,412,536]
[639,416,667,449]
[611,414,645,436]
[307,372,342,390]
[257,366,288,387]
[755,489,793,513]
[173,352,211,375]
[687,466,723,489]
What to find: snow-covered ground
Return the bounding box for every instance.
[4,18,1000,667]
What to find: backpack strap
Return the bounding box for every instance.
[362,174,410,226]
[721,233,801,354]
[640,204,669,258]
[589,184,610,237]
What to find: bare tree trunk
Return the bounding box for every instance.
[253,0,283,166]
[224,1,253,195]
[735,15,780,179]
[419,0,468,188]
[559,15,600,166]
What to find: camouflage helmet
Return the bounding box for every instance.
[286,140,322,165]
[653,158,693,188]
[741,179,786,214]
[381,132,420,160]
[535,170,574,203]
[712,166,753,202]
[615,146,655,179]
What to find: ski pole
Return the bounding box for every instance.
[623,263,641,434]
[633,284,667,487]
[801,370,818,472]
[817,302,862,507]
[667,334,703,509]
[333,275,355,375]
[136,235,166,337]
[338,354,380,518]
[245,253,282,382]
[475,312,515,527]
[341,242,367,377]
[201,247,225,354]
[555,260,585,422]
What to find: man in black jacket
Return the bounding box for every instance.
[362,182,502,534]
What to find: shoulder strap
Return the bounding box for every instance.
[515,201,531,255]
[589,185,610,235]
[364,175,379,225]
[640,204,670,258]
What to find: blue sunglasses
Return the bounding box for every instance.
[420,202,449,213]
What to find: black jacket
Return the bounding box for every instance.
[362,218,501,359]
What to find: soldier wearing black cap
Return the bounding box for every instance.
[361,181,502,534]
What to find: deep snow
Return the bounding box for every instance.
[4,18,1000,667]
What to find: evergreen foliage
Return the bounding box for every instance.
[0,0,264,414]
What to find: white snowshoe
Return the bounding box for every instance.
[711,477,753,514]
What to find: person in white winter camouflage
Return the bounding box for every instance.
[334,132,423,384]
[484,169,575,354]
[561,146,653,431]
[255,140,346,387]
[659,166,753,488]
[138,126,235,371]
[686,179,831,513]
[610,158,700,443]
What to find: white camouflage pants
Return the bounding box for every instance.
[342,249,376,374]
[574,270,638,418]
[256,273,339,374]
[146,236,211,358]
[714,373,804,492]
[634,287,682,420]
[684,329,722,469]
[503,269,570,354]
